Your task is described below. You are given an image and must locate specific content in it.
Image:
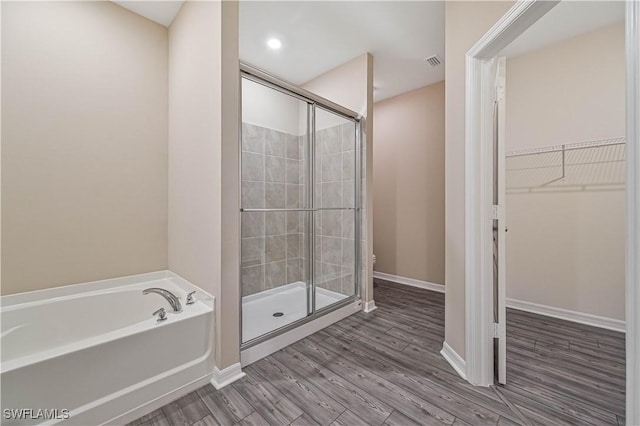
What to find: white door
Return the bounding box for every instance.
[493,56,507,385]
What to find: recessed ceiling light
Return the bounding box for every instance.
[267,38,282,50]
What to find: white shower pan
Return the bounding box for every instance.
[242,281,348,342]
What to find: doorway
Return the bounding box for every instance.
[463,1,640,423]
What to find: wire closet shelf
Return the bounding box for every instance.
[505,137,626,191]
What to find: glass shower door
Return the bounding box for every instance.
[313,107,358,311]
[240,70,361,346]
[240,77,311,343]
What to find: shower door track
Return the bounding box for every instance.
[240,63,361,121]
[239,62,363,350]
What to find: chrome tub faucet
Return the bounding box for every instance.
[143,288,182,313]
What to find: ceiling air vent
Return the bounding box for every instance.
[424,55,442,67]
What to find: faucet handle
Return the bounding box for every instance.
[186,291,196,305]
[153,307,167,321]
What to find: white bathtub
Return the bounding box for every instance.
[0,271,214,425]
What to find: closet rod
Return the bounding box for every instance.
[506,137,626,158]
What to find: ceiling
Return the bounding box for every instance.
[502,1,625,58]
[112,1,183,27]
[239,1,445,102]
[111,1,444,102]
[109,1,623,102]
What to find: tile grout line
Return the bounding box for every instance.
[492,386,534,426]
[232,409,257,426]
[378,409,395,426]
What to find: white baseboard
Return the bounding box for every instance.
[363,300,377,313]
[373,271,444,293]
[440,342,466,380]
[506,298,626,333]
[374,272,625,333]
[211,363,246,390]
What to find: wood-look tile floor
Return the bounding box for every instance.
[128,279,625,426]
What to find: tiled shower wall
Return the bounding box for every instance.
[241,123,306,296]
[314,123,357,296]
[241,121,360,298]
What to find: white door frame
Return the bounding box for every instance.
[463,1,640,423]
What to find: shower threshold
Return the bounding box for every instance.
[242,281,348,342]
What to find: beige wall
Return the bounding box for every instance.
[505,23,626,320]
[242,79,302,135]
[219,0,241,369]
[1,1,168,295]
[168,1,221,300]
[506,24,625,151]
[373,82,445,285]
[168,1,240,369]
[444,1,514,357]
[303,54,372,118]
[302,54,375,306]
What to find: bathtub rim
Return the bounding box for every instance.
[1,299,212,374]
[0,271,215,374]
[1,270,214,309]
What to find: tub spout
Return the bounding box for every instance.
[142,288,182,313]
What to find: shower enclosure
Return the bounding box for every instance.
[240,65,361,346]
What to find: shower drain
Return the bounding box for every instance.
[273,312,284,317]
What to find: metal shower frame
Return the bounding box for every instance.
[238,62,363,349]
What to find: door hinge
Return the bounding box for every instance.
[492,205,505,220]
[492,322,500,338]
[495,85,505,102]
